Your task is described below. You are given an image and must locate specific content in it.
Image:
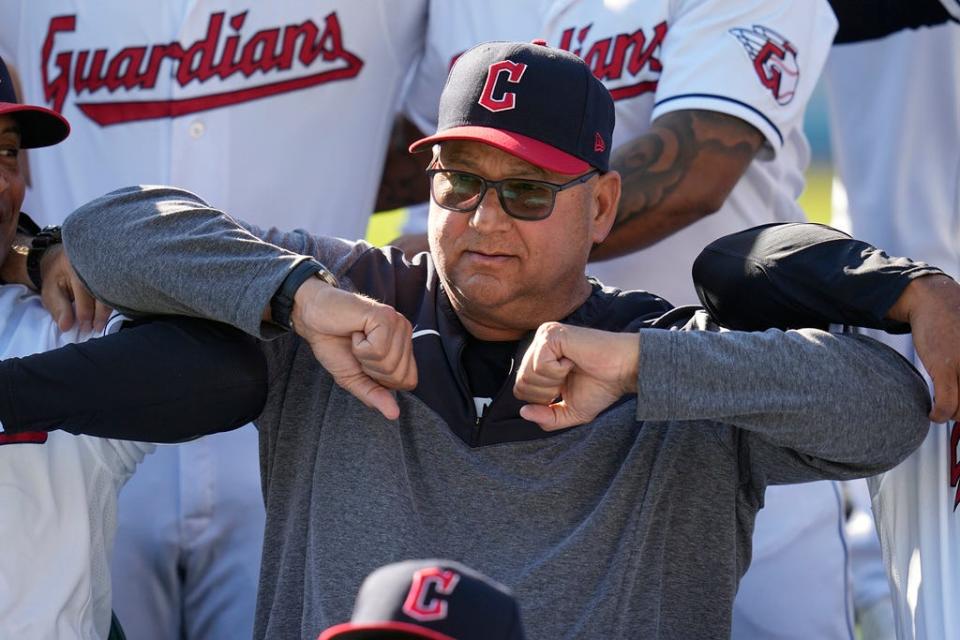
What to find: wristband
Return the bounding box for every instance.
[270,259,338,330]
[26,226,62,291]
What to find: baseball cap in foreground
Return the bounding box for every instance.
[317,559,527,640]
[0,57,69,148]
[409,40,614,174]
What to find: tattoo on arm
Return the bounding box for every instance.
[610,109,763,232]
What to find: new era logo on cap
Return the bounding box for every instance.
[410,40,615,175]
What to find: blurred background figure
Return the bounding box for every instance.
[0,3,426,638]
[825,1,960,637]
[0,54,156,640]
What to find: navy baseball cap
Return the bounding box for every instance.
[409,40,614,174]
[0,56,70,148]
[317,560,527,640]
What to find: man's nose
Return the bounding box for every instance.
[470,186,512,230]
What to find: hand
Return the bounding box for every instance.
[388,233,430,260]
[514,322,639,431]
[40,244,113,333]
[888,274,960,422]
[291,278,417,420]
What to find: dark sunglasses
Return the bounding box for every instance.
[426,167,599,221]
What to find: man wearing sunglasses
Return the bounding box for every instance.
[0,40,951,639]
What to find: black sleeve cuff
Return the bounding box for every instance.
[693,222,947,333]
[0,316,268,441]
[831,0,952,44]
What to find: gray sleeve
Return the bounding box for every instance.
[635,326,930,484]
[62,185,372,339]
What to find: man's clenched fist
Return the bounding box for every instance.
[291,277,417,420]
[514,322,639,431]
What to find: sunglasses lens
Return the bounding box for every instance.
[432,170,483,211]
[501,181,554,219]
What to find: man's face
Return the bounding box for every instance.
[0,115,25,265]
[428,141,619,340]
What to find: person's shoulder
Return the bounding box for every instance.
[570,280,674,331]
[342,245,438,318]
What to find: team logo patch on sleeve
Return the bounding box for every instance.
[729,25,799,106]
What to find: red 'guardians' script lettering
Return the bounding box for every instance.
[41,11,364,125]
[558,21,667,100]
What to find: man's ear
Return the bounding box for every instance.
[590,170,621,244]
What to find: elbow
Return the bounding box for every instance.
[63,187,145,281]
[691,187,730,218]
[896,378,933,458]
[869,373,932,472]
[63,185,142,239]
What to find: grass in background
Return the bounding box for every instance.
[799,165,833,225]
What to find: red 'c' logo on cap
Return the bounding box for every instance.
[478,60,527,113]
[401,568,461,622]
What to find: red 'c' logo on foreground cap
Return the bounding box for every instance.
[402,568,461,622]
[478,60,528,113]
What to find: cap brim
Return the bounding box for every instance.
[409,126,589,175]
[318,621,455,640]
[0,103,70,148]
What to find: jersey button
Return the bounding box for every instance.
[188,120,206,139]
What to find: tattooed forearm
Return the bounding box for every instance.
[591,109,763,261]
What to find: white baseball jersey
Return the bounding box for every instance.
[404,0,835,306]
[0,285,153,640]
[406,2,854,638]
[1,0,427,234]
[2,4,427,639]
[826,14,960,639]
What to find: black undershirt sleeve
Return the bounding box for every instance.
[692,222,946,333]
[0,316,268,442]
[830,0,953,44]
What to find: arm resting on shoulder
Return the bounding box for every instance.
[693,222,944,332]
[636,325,930,482]
[0,316,267,442]
[693,222,960,421]
[62,185,370,339]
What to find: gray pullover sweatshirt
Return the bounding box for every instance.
[63,186,930,640]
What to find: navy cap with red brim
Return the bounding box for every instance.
[407,40,614,175]
[0,103,70,148]
[408,125,591,176]
[0,55,70,149]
